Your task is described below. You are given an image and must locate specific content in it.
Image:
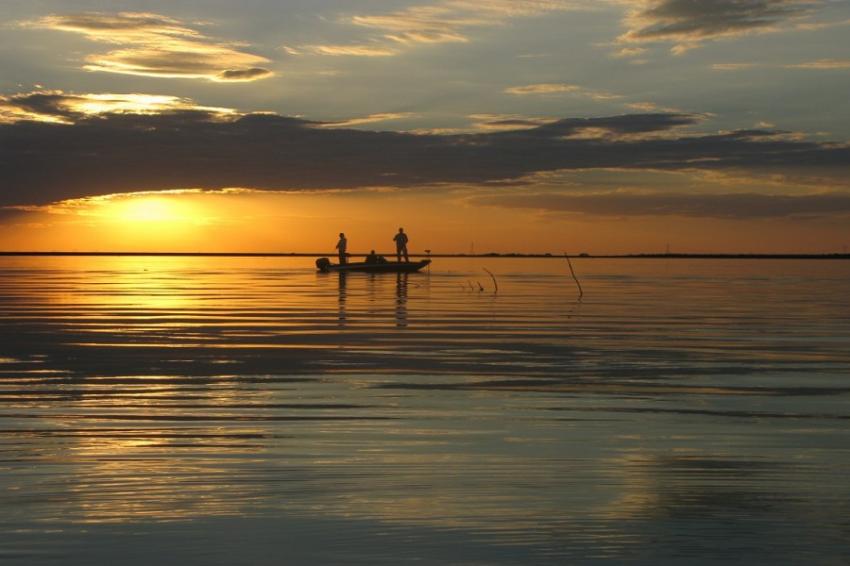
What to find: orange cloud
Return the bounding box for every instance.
[505,83,621,101]
[0,91,237,124]
[294,0,583,56]
[466,113,559,131]
[26,12,273,82]
[284,44,399,57]
[319,113,418,128]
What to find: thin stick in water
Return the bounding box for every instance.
[483,268,498,293]
[563,253,584,298]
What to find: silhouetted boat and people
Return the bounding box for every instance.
[335,232,347,265]
[317,229,429,273]
[364,249,387,264]
[394,227,409,263]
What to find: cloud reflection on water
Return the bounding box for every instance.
[1,256,849,563]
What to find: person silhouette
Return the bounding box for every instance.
[365,249,379,264]
[393,227,409,263]
[336,232,348,265]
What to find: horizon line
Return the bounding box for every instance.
[1,251,849,260]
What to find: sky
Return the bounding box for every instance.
[1,0,849,254]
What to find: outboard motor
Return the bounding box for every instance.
[316,257,331,272]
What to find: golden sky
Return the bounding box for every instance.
[1,1,849,253]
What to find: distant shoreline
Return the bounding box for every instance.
[1,251,848,260]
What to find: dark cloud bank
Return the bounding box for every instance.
[1,96,848,210]
[627,0,815,41]
[475,192,850,219]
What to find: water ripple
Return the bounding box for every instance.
[2,256,849,564]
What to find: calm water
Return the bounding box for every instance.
[1,256,849,565]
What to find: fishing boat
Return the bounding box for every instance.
[316,257,430,273]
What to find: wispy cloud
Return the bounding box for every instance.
[793,16,850,31]
[505,83,622,101]
[785,58,850,69]
[0,91,236,124]
[611,46,647,58]
[505,83,581,95]
[0,96,66,124]
[25,12,273,82]
[319,113,418,128]
[624,101,682,113]
[466,113,559,131]
[711,59,850,71]
[284,44,398,57]
[350,5,474,45]
[585,90,623,101]
[711,62,760,71]
[293,0,583,57]
[616,0,823,54]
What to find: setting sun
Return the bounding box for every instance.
[116,197,183,223]
[2,1,850,564]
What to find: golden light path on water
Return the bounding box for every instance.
[1,256,849,564]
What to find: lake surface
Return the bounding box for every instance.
[1,256,849,565]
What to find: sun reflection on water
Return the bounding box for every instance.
[1,256,849,561]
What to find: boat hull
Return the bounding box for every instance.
[316,258,430,273]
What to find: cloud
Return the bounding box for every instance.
[505,83,621,100]
[25,12,272,82]
[617,0,823,53]
[319,113,418,128]
[785,59,850,69]
[624,101,682,113]
[793,16,850,30]
[466,114,559,131]
[285,44,398,57]
[473,191,850,219]
[0,91,236,124]
[351,5,474,45]
[1,93,848,207]
[447,0,581,18]
[625,101,660,111]
[504,83,580,95]
[292,0,582,56]
[712,59,850,71]
[612,46,648,58]
[711,62,760,71]
[216,68,274,81]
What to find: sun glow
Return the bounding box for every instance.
[115,197,184,222]
[68,94,236,117]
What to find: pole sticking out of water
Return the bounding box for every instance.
[563,253,584,298]
[483,268,498,294]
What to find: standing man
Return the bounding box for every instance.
[393,227,409,263]
[336,232,348,265]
